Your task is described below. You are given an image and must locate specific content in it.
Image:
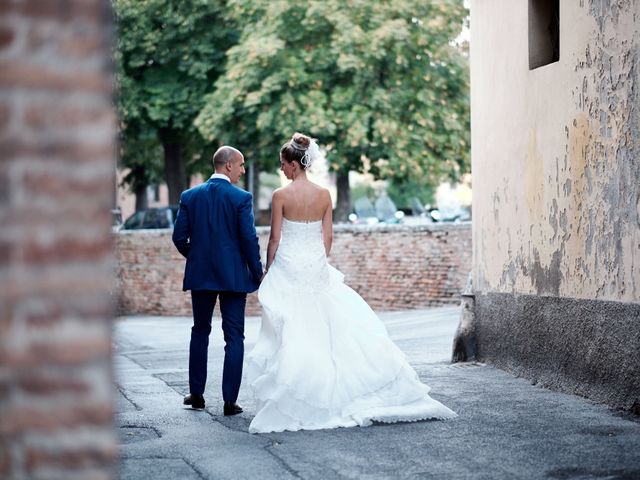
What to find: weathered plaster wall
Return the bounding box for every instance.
[471,0,640,302]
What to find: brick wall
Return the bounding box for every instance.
[115,223,471,317]
[0,1,117,479]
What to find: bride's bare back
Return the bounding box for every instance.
[264,132,333,273]
[280,179,330,222]
[266,179,333,271]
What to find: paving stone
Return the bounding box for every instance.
[114,308,640,480]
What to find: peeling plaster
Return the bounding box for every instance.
[549,198,559,240]
[473,1,639,302]
[559,209,569,236]
[492,191,501,223]
[578,0,640,300]
[531,248,563,296]
[550,3,637,299]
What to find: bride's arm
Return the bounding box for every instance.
[322,190,333,256]
[265,190,284,272]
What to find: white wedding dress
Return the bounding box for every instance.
[247,218,457,434]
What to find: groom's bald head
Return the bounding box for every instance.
[213,146,245,184]
[213,146,243,172]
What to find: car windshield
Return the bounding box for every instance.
[142,209,171,229]
[375,195,398,222]
[354,197,376,218]
[121,207,179,230]
[123,211,144,229]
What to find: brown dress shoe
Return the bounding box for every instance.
[184,394,205,409]
[223,401,243,416]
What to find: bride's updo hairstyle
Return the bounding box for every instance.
[280,132,319,170]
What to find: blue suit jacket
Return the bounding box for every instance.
[172,178,263,293]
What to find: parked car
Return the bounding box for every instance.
[348,195,404,225]
[433,205,471,222]
[349,197,379,225]
[407,197,471,223]
[374,194,404,224]
[121,206,179,230]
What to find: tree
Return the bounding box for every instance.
[196,0,470,220]
[114,0,238,206]
[117,119,163,212]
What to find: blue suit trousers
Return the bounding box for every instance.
[189,290,246,403]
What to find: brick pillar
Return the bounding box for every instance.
[0,1,117,479]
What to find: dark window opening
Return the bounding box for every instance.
[529,0,560,70]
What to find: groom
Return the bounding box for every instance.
[172,146,263,415]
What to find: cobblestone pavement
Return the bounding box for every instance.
[115,306,640,480]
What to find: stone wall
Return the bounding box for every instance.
[0,0,117,478]
[115,223,472,317]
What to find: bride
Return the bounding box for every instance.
[247,133,457,434]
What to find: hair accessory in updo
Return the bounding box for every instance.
[301,140,319,169]
[281,132,320,170]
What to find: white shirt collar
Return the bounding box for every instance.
[210,173,231,182]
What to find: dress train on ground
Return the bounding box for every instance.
[247,219,456,434]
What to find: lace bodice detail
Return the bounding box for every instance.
[272,218,331,293]
[280,218,323,246]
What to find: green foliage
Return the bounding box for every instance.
[350,183,377,204]
[196,0,470,189]
[259,172,282,191]
[115,0,470,210]
[114,0,238,191]
[387,179,436,210]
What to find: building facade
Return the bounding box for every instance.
[468,0,639,410]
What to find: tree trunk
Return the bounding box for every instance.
[251,159,260,220]
[129,163,149,213]
[160,127,187,205]
[334,170,352,223]
[134,181,148,212]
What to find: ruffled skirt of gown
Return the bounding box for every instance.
[246,219,456,434]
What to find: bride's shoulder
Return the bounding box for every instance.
[316,184,332,200]
[271,186,291,203]
[307,183,330,202]
[272,187,287,197]
[308,181,330,195]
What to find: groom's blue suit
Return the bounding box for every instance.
[172,176,262,403]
